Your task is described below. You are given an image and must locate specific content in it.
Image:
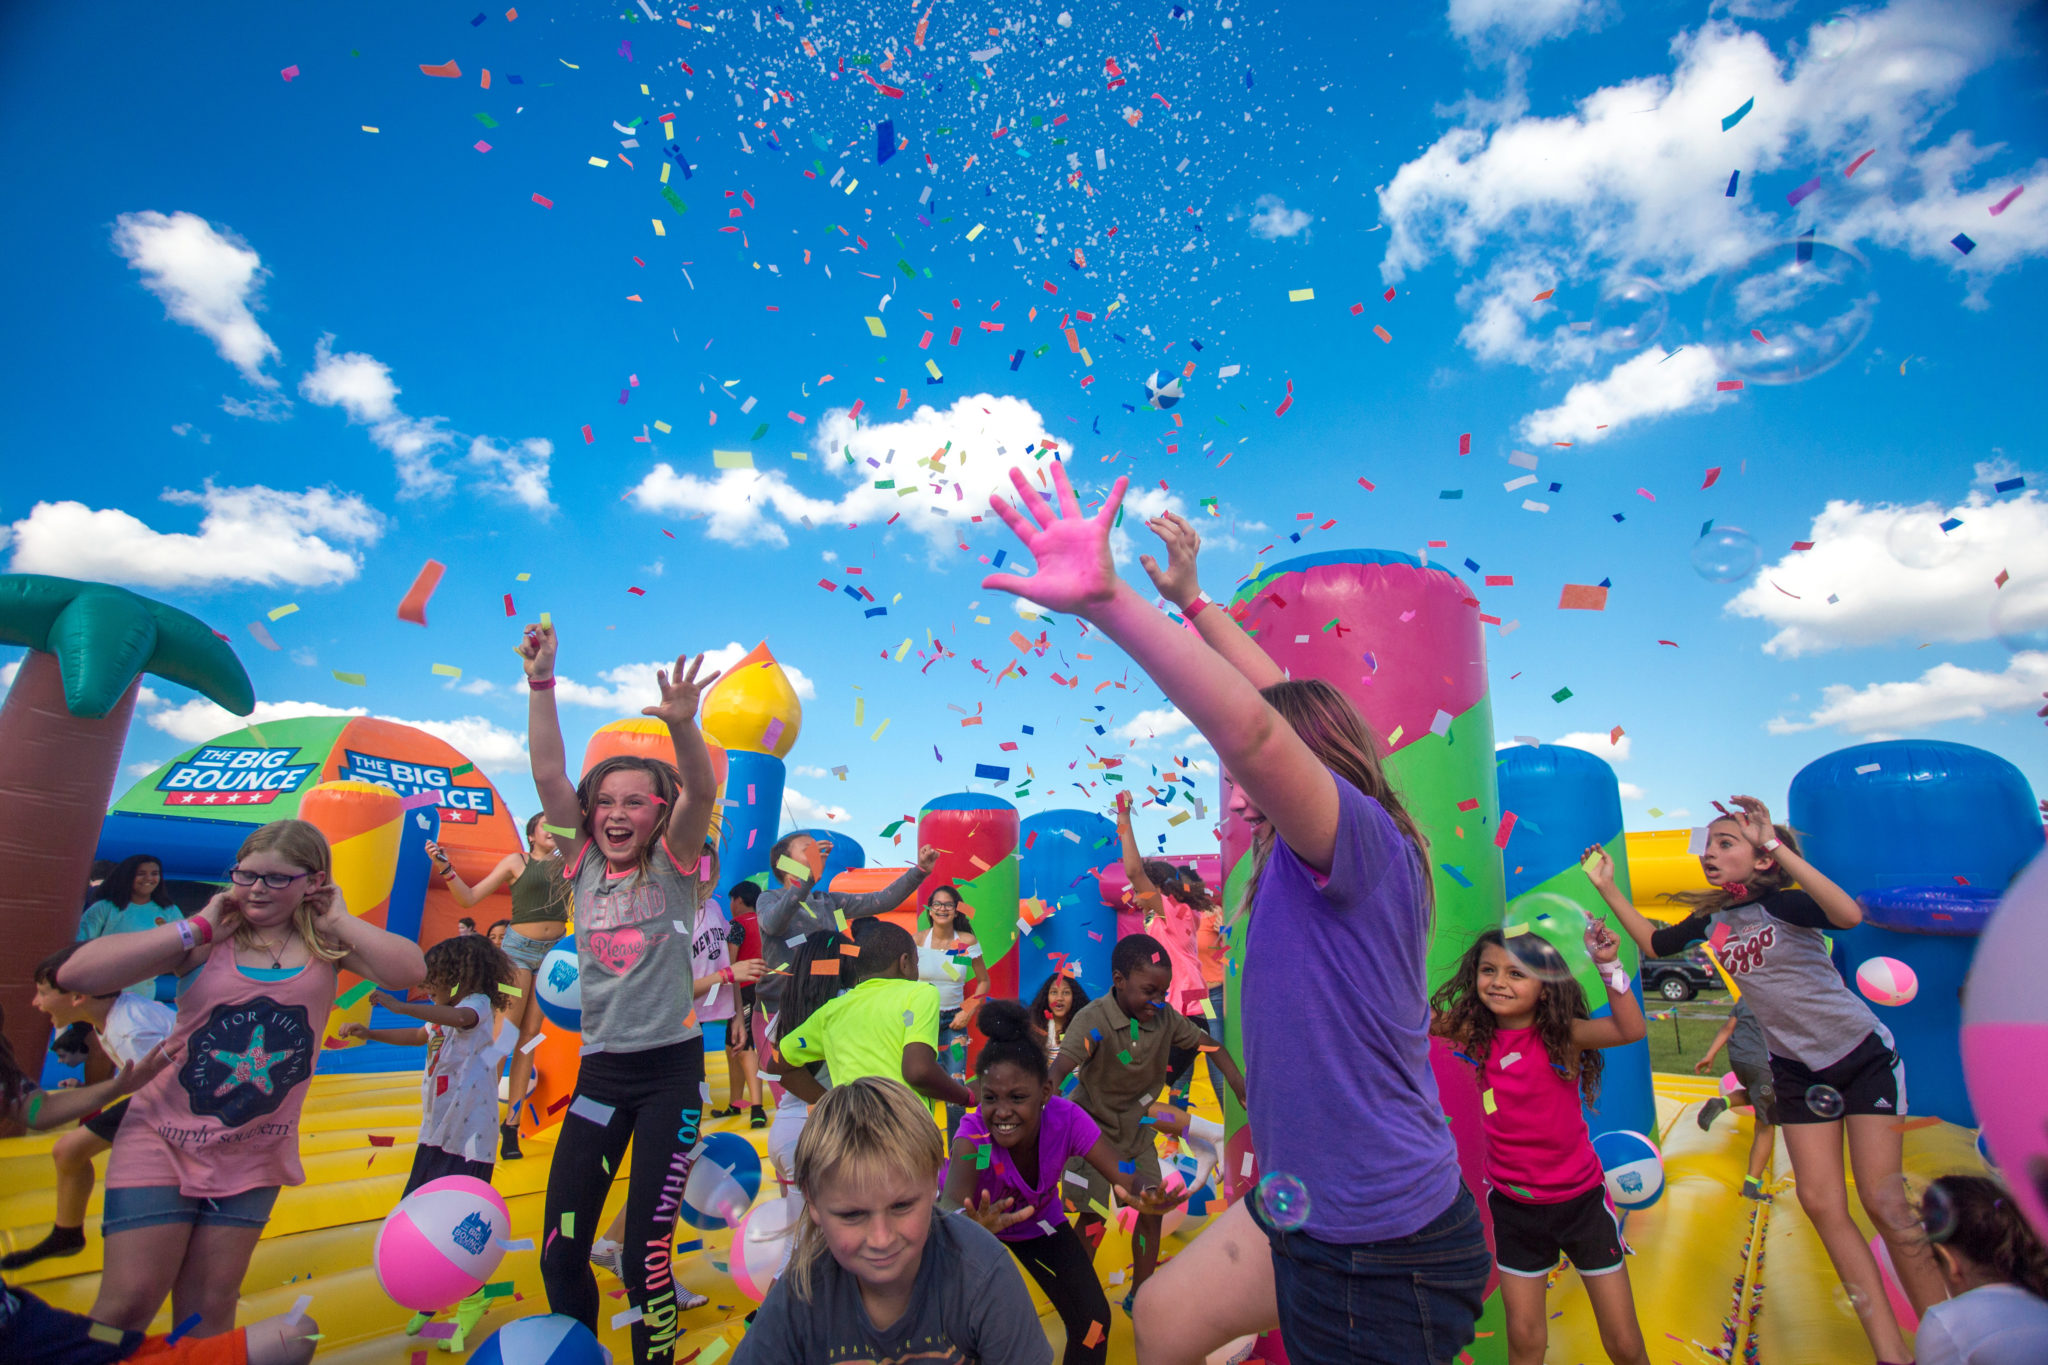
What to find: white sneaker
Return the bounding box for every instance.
[590,1238,625,1280]
[680,1288,709,1310]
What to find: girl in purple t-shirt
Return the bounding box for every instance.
[1431,923,1650,1365]
[980,464,1493,1364]
[942,1000,1171,1365]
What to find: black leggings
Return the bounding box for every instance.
[1009,1220,1110,1365]
[541,1041,705,1364]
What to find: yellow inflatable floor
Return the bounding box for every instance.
[0,1070,1983,1364]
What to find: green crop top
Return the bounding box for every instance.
[509,856,571,926]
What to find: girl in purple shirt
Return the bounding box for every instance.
[982,467,1492,1365]
[942,1000,1171,1365]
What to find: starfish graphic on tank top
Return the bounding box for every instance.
[209,1024,286,1097]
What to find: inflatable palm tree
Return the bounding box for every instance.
[0,575,253,1067]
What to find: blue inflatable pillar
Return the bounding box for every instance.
[719,750,786,889]
[1789,740,2041,1128]
[1495,744,1656,1141]
[1017,809,1119,1003]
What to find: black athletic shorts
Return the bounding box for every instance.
[81,1096,129,1143]
[1769,1031,1904,1125]
[1488,1183,1626,1278]
[1729,1057,1780,1125]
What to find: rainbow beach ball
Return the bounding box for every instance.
[536,937,583,1031]
[1593,1130,1665,1210]
[680,1131,764,1230]
[1855,956,1919,1007]
[373,1175,510,1312]
[467,1314,607,1365]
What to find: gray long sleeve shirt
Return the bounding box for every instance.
[754,864,927,1019]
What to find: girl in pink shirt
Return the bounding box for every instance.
[57,818,427,1341]
[1431,922,1650,1365]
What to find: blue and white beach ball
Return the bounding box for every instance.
[467,1313,607,1365]
[1593,1129,1665,1210]
[681,1130,763,1230]
[536,937,582,1031]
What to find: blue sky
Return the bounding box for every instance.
[1,0,2043,852]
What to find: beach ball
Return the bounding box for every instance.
[1114,1167,1189,1240]
[1143,371,1183,411]
[1167,1153,1220,1238]
[1963,851,2048,1243]
[536,937,582,1031]
[730,1194,804,1302]
[1719,1071,1743,1097]
[1856,956,1919,1007]
[373,1175,510,1311]
[467,1314,607,1365]
[1593,1130,1664,1211]
[681,1131,763,1230]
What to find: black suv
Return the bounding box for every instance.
[1641,948,1722,1002]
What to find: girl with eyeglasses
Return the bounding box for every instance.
[55,818,427,1343]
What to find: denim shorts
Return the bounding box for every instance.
[102,1183,280,1235]
[501,924,563,970]
[1252,1183,1491,1365]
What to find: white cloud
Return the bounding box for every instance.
[5,482,381,590]
[1726,487,2048,655]
[555,645,816,713]
[148,698,528,771]
[1247,195,1313,240]
[782,785,851,826]
[629,394,1085,555]
[1618,781,1647,800]
[792,764,832,779]
[1767,651,2048,735]
[112,211,280,388]
[1519,345,1727,444]
[1552,730,1633,763]
[1382,3,2038,328]
[299,337,554,510]
[1117,706,1195,745]
[1449,0,1606,53]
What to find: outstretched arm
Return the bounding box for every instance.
[836,845,942,918]
[984,463,1340,873]
[431,846,524,908]
[1695,1015,1738,1074]
[1721,796,1862,929]
[1580,845,1664,959]
[10,1043,179,1130]
[1569,921,1647,1049]
[1140,509,1285,690]
[646,653,724,862]
[1115,792,1161,909]
[518,624,585,834]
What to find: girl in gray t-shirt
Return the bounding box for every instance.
[1589,795,1938,1365]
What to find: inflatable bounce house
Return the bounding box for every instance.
[3,569,2043,1365]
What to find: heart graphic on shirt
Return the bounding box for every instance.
[587,926,666,974]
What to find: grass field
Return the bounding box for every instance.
[1644,992,1734,1076]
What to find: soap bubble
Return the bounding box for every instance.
[1885,507,1967,570]
[1705,240,1878,385]
[1057,11,1073,26]
[1500,893,1596,984]
[1834,1278,1874,1318]
[1990,578,2048,654]
[1691,527,1762,582]
[1807,1084,1846,1120]
[1919,1179,1958,1243]
[1591,275,1668,352]
[1256,1172,1311,1231]
[1811,11,1862,60]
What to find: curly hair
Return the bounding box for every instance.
[1667,817,1804,914]
[424,933,518,1014]
[1029,969,1090,1030]
[1173,866,1216,913]
[1430,928,1603,1103]
[1927,1174,2048,1298]
[976,998,1049,1083]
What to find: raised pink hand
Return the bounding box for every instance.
[982,461,1128,616]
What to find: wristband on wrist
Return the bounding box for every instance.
[720,967,735,985]
[176,920,199,951]
[1760,837,1781,852]
[1602,963,1632,991]
[191,915,213,945]
[528,676,557,691]
[1181,593,1211,621]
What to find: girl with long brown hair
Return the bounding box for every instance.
[981,463,1490,1365]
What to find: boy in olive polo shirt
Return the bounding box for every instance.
[779,921,975,1111]
[1053,933,1247,1302]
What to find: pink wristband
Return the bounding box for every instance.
[1181,594,1210,621]
[528,676,557,691]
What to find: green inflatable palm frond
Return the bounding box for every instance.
[0,574,255,719]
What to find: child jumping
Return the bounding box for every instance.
[1586,796,1939,1365]
[520,623,724,1363]
[944,998,1175,1365]
[1431,924,1650,1365]
[731,1076,1052,1365]
[1695,997,1779,1202]
[3,944,175,1271]
[985,464,1492,1364]
[57,819,426,1340]
[1051,932,1246,1307]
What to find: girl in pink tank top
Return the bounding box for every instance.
[58,818,427,1340]
[1430,921,1651,1365]
[1112,793,1207,1016]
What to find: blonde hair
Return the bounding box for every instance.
[1666,817,1803,914]
[1241,679,1432,919]
[784,1077,946,1302]
[232,820,350,963]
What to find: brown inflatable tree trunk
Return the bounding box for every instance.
[0,576,253,1075]
[0,653,139,1067]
